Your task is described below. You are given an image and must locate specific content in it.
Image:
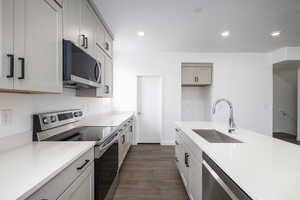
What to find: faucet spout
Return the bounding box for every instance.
[212,98,236,133]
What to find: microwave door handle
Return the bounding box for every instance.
[94,63,98,82]
[97,61,102,83]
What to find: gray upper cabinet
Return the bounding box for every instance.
[0,0,63,93]
[104,31,113,57]
[80,0,95,57]
[14,0,63,93]
[181,63,213,87]
[94,18,105,51]
[0,0,14,90]
[103,56,113,97]
[63,0,81,46]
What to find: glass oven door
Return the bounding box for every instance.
[94,133,119,200]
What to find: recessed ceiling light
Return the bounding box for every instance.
[137,31,145,37]
[221,31,230,37]
[271,31,281,38]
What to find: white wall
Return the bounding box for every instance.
[0,89,113,138]
[273,63,298,135]
[271,47,300,64]
[113,51,273,144]
[181,87,212,121]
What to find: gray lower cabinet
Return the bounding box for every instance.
[26,149,94,200]
[118,117,135,168]
[57,163,94,200]
[175,129,203,200]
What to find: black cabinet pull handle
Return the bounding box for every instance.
[76,159,90,170]
[184,153,190,167]
[105,42,109,51]
[18,57,25,79]
[6,54,14,78]
[84,37,88,49]
[104,85,110,94]
[122,134,125,144]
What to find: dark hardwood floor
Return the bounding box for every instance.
[113,144,189,200]
[273,132,300,145]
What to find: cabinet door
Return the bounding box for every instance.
[175,131,189,188]
[63,0,81,46]
[14,0,62,93]
[125,126,131,151]
[0,0,14,90]
[118,131,126,167]
[58,163,94,200]
[103,57,113,97]
[182,67,197,85]
[104,31,113,57]
[194,67,212,85]
[80,0,95,57]
[188,153,202,200]
[95,19,105,50]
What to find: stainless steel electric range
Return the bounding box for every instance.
[33,109,119,200]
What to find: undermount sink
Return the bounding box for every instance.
[192,129,242,143]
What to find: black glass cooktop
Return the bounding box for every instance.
[44,126,116,143]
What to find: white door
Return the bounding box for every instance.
[14,0,63,93]
[137,76,162,143]
[0,0,14,90]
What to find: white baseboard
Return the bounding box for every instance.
[160,140,175,146]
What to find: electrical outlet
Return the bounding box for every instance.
[0,109,12,126]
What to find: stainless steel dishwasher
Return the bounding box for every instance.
[202,153,252,200]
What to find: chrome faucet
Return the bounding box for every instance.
[212,99,236,133]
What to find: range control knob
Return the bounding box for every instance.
[42,117,49,124]
[50,116,56,123]
[74,111,83,117]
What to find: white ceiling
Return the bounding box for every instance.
[95,0,300,53]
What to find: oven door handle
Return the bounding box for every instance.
[96,136,118,154]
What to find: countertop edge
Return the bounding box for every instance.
[16,142,95,200]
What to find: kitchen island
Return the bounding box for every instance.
[175,121,300,200]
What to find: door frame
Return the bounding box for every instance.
[136,75,163,145]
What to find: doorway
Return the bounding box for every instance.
[137,75,162,144]
[273,61,300,144]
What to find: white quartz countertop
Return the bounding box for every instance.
[0,141,95,200]
[175,121,300,200]
[81,112,134,127]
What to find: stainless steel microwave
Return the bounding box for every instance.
[63,40,102,88]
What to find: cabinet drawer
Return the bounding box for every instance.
[26,148,94,200]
